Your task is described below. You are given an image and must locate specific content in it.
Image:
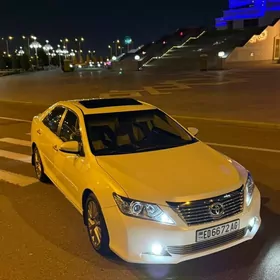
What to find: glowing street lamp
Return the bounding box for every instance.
[113,39,120,56]
[29,38,42,67]
[108,45,112,58]
[22,35,32,56]
[43,40,53,54]
[69,49,75,57]
[60,38,69,48]
[43,40,53,66]
[17,46,25,56]
[56,45,63,66]
[1,36,13,55]
[62,46,69,57]
[75,37,84,62]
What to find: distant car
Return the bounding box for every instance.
[31,98,261,264]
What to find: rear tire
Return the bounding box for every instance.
[85,194,111,255]
[33,146,49,182]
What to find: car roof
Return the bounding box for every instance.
[59,98,157,115]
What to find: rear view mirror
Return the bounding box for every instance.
[60,141,80,154]
[188,127,199,136]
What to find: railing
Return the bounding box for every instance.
[141,30,206,68]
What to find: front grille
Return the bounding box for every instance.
[167,227,247,255]
[167,186,244,226]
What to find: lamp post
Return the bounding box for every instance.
[88,50,96,60]
[62,46,69,58]
[29,37,42,68]
[17,46,25,56]
[108,45,112,58]
[1,36,13,55]
[22,35,31,56]
[60,38,69,48]
[56,45,63,67]
[113,39,120,56]
[75,37,84,64]
[43,40,53,66]
[118,45,123,55]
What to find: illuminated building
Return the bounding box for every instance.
[216,0,280,29]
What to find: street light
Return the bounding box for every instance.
[29,38,42,67]
[75,37,84,62]
[218,51,226,58]
[113,39,120,56]
[62,46,69,58]
[60,38,69,48]
[22,35,32,56]
[43,40,53,66]
[1,36,13,55]
[17,46,25,56]
[56,45,63,66]
[108,45,112,58]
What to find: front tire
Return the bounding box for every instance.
[85,194,110,255]
[33,146,49,182]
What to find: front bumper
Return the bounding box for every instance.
[103,187,261,264]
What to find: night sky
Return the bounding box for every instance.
[1,0,228,55]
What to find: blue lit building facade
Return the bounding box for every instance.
[216,0,280,29]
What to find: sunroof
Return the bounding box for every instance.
[79,98,142,109]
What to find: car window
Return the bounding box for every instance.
[84,109,197,156]
[43,106,65,135]
[59,110,81,143]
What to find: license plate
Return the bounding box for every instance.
[196,219,240,242]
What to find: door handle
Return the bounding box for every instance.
[53,145,58,151]
[37,129,42,135]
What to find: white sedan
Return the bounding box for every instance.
[31,98,261,264]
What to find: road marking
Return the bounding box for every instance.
[0,116,32,123]
[0,150,31,163]
[0,138,31,147]
[0,169,37,187]
[100,91,142,98]
[172,115,280,129]
[206,142,280,153]
[0,99,33,104]
[143,86,171,95]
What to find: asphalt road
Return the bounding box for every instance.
[0,68,280,280]
[0,66,280,122]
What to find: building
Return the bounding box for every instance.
[216,0,280,30]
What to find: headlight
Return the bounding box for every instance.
[113,194,175,225]
[245,172,255,206]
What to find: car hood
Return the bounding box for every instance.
[96,142,246,205]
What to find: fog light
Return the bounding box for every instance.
[249,217,256,230]
[151,243,163,256]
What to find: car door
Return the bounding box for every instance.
[54,109,88,209]
[38,106,65,182]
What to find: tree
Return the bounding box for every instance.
[86,54,90,64]
[20,54,31,71]
[72,55,77,65]
[12,55,20,69]
[0,56,6,69]
[37,48,49,66]
[51,56,59,66]
[6,57,12,69]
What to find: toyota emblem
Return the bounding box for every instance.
[209,202,224,218]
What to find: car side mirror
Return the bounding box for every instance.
[59,141,80,154]
[188,127,199,136]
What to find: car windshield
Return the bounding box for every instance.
[84,109,197,156]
